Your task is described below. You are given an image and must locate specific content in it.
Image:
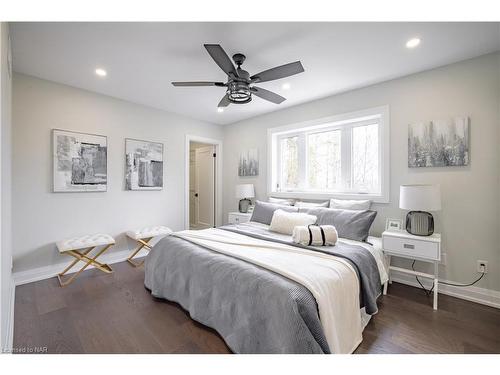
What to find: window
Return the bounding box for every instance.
[280,136,299,190]
[352,123,379,193]
[307,130,341,190]
[269,106,389,202]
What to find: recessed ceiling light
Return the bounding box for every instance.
[406,38,421,49]
[282,83,291,90]
[95,68,107,77]
[217,107,224,113]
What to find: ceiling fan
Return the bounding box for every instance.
[172,44,304,108]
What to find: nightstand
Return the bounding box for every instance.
[228,212,252,225]
[382,230,441,310]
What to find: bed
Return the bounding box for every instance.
[144,221,388,354]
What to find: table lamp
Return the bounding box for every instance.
[236,184,255,213]
[399,184,441,236]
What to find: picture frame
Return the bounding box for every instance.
[52,129,108,192]
[238,148,259,177]
[125,138,164,190]
[386,218,402,231]
[408,116,470,168]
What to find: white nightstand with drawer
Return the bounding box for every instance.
[382,230,441,310]
[228,212,252,225]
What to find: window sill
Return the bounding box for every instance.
[269,190,389,204]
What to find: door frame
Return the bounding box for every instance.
[185,134,223,230]
[189,148,197,227]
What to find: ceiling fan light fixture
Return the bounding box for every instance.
[282,83,291,90]
[228,81,252,104]
[217,107,224,113]
[172,44,305,108]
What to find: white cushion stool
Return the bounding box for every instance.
[56,233,115,287]
[125,226,172,267]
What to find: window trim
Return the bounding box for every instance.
[267,105,390,203]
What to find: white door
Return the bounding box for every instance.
[195,146,215,228]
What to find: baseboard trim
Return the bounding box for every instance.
[390,270,500,309]
[3,277,15,353]
[13,248,149,286]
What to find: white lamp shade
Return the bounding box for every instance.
[399,184,441,211]
[235,184,255,199]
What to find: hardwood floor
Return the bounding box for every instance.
[13,259,500,354]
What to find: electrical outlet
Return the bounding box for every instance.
[477,260,488,274]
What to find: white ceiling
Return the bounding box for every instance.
[10,22,500,125]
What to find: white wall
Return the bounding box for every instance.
[12,73,223,273]
[0,22,13,350]
[223,52,500,292]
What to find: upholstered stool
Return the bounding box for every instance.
[56,233,115,287]
[126,226,172,267]
[127,225,172,267]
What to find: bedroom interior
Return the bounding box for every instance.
[0,1,499,372]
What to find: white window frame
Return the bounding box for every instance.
[268,105,390,203]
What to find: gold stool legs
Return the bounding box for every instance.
[57,244,114,287]
[127,237,153,267]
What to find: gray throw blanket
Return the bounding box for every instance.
[220,224,381,314]
[145,235,330,353]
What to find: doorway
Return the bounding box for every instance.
[185,136,222,230]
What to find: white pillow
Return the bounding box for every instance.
[269,209,317,235]
[268,197,294,206]
[329,198,371,210]
[295,200,329,208]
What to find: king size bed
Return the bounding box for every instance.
[144,203,388,354]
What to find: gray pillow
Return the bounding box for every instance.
[299,207,377,242]
[250,200,299,225]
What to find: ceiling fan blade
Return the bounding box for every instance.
[250,61,304,83]
[204,44,239,78]
[218,93,231,107]
[172,81,225,87]
[251,86,286,104]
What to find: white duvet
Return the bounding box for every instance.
[175,228,364,354]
